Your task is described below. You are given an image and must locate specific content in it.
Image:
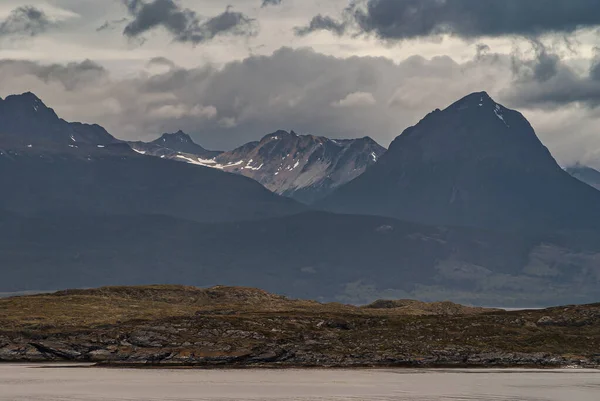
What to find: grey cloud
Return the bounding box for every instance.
[261,0,283,7]
[147,57,177,69]
[1,48,599,167]
[511,41,561,83]
[500,39,600,111]
[0,59,107,91]
[504,65,600,110]
[475,44,491,60]
[304,0,600,40]
[295,15,348,37]
[96,18,128,32]
[0,6,51,38]
[122,0,257,44]
[96,22,109,32]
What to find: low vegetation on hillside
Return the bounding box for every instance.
[1,285,599,368]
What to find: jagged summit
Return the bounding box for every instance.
[129,128,386,203]
[450,91,493,107]
[211,130,386,203]
[155,130,194,144]
[129,130,222,159]
[3,91,44,103]
[264,130,298,140]
[0,92,57,119]
[448,92,512,127]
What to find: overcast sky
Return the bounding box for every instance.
[1,0,600,167]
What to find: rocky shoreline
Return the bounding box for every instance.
[2,286,599,369]
[2,339,599,369]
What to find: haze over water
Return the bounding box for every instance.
[1,364,599,400]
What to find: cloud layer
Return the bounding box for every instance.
[261,0,283,7]
[3,46,600,168]
[2,1,600,168]
[298,0,600,40]
[122,0,257,44]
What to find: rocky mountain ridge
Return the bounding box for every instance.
[128,130,222,160]
[2,91,600,307]
[0,93,305,223]
[130,130,386,203]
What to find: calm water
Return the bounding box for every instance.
[1,364,599,400]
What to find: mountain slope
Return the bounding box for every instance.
[0,93,304,222]
[2,210,600,306]
[567,164,600,191]
[319,92,600,231]
[129,130,386,203]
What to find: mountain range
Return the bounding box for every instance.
[1,91,600,305]
[0,93,303,223]
[129,129,385,203]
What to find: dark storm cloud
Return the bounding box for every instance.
[0,48,479,149]
[303,0,600,40]
[0,6,51,38]
[502,43,600,110]
[122,0,257,44]
[295,15,348,37]
[261,0,283,7]
[511,41,561,83]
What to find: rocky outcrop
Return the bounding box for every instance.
[363,299,501,316]
[1,286,599,368]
